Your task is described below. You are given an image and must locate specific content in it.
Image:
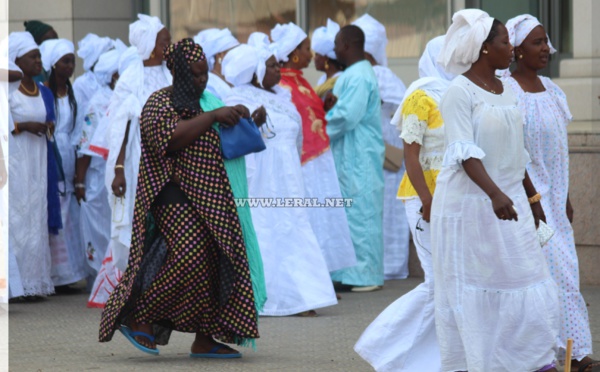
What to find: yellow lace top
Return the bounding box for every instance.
[397,89,445,199]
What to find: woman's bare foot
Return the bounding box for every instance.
[129,320,156,350]
[571,356,600,372]
[191,333,240,355]
[296,310,318,317]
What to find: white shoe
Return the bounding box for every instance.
[351,285,382,292]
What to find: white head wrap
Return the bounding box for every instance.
[311,19,339,60]
[247,32,270,49]
[505,14,556,52]
[223,43,274,88]
[437,9,494,75]
[40,38,75,72]
[77,33,114,72]
[270,22,307,62]
[194,28,240,71]
[9,32,38,63]
[94,48,124,85]
[118,46,140,76]
[129,14,165,60]
[419,35,456,81]
[352,14,388,66]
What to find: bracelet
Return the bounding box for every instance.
[114,164,125,170]
[74,183,85,189]
[13,121,20,134]
[528,192,542,204]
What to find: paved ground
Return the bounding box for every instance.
[6,279,600,372]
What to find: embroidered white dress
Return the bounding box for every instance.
[9,91,54,296]
[506,75,593,360]
[49,97,88,286]
[432,76,560,371]
[225,84,338,316]
[206,72,233,101]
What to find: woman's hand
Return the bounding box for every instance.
[214,105,249,127]
[251,106,267,127]
[530,201,546,228]
[420,196,433,222]
[323,91,337,112]
[566,196,574,223]
[490,192,518,221]
[18,122,48,136]
[111,169,126,197]
[75,187,86,204]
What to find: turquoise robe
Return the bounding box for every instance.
[325,60,385,286]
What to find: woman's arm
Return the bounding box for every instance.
[523,170,545,227]
[403,141,433,221]
[463,158,518,221]
[111,120,130,197]
[74,155,91,203]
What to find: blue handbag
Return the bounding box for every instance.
[220,117,266,159]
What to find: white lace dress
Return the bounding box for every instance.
[432,75,560,371]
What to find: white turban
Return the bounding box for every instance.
[94,48,123,85]
[118,46,140,76]
[506,14,556,53]
[40,38,75,72]
[352,14,388,66]
[437,9,494,75]
[9,32,38,63]
[223,43,274,88]
[77,33,114,72]
[247,32,270,49]
[419,35,455,81]
[129,14,165,60]
[194,28,240,71]
[270,22,307,62]
[311,18,339,60]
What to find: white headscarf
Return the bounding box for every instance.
[247,32,270,49]
[223,43,274,88]
[40,38,75,72]
[352,14,388,66]
[129,14,165,60]
[311,18,339,60]
[270,22,307,63]
[94,48,124,85]
[437,9,494,75]
[391,36,455,128]
[506,14,556,52]
[8,32,38,63]
[77,33,114,72]
[118,46,140,76]
[194,28,240,71]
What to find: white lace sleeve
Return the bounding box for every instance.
[400,113,427,145]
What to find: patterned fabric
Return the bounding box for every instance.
[280,68,330,164]
[99,89,259,346]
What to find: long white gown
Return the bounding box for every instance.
[432,75,560,371]
[49,97,88,286]
[9,90,54,296]
[225,84,338,316]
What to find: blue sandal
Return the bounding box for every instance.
[190,344,242,359]
[118,325,159,356]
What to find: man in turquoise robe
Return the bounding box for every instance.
[325,25,385,291]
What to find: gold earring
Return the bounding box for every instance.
[150,51,155,59]
[519,54,523,59]
[482,49,488,54]
[324,60,329,70]
[292,55,299,63]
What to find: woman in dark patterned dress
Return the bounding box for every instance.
[98,38,258,358]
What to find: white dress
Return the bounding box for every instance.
[432,76,560,371]
[49,97,87,286]
[506,76,593,360]
[225,84,338,316]
[206,72,232,101]
[373,65,410,279]
[9,91,54,296]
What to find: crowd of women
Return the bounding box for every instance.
[5,6,597,372]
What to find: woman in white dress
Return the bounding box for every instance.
[106,14,172,274]
[504,15,599,372]
[8,32,54,298]
[223,44,337,317]
[193,28,239,101]
[40,38,88,292]
[312,19,344,99]
[271,22,355,275]
[354,35,453,372]
[433,10,560,371]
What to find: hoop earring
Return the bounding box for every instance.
[292,55,299,63]
[324,60,329,70]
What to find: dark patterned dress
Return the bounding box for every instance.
[98,89,259,346]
